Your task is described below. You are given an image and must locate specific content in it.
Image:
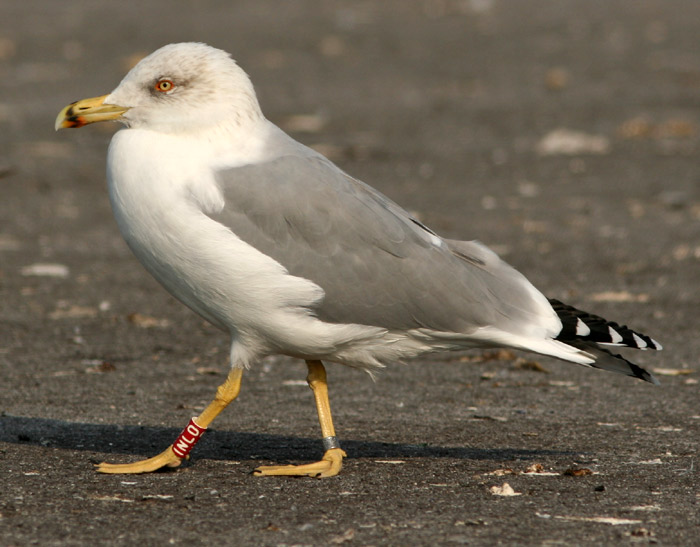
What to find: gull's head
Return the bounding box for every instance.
[55,42,263,134]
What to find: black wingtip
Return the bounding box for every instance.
[610,350,660,385]
[563,340,660,385]
[630,361,660,385]
[549,298,662,352]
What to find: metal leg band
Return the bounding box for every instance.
[322,435,341,451]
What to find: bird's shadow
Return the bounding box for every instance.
[0,414,571,463]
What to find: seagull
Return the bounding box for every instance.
[55,42,661,477]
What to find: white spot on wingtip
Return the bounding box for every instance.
[651,338,663,351]
[608,326,623,344]
[632,333,647,349]
[575,318,591,336]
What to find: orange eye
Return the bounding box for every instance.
[155,79,174,93]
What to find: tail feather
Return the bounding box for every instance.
[548,298,661,384]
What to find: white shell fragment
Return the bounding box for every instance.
[20,263,70,278]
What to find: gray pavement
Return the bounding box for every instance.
[1,1,698,545]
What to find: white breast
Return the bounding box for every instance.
[106,128,333,358]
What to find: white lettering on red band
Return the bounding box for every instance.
[171,417,207,458]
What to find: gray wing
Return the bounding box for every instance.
[211,152,551,335]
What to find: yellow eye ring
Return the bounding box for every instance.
[155,79,174,93]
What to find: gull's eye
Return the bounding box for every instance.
[155,79,174,93]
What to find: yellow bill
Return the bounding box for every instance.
[55,95,129,130]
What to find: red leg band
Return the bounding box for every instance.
[171,417,207,459]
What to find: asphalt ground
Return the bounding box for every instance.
[1,1,698,545]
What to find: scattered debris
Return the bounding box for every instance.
[481,195,497,210]
[127,313,171,328]
[632,459,664,465]
[196,367,221,375]
[536,128,610,156]
[524,463,545,474]
[652,368,694,376]
[490,482,521,496]
[548,381,576,387]
[563,467,594,477]
[487,463,599,477]
[516,180,541,198]
[473,414,508,422]
[536,513,642,525]
[281,379,308,386]
[628,527,657,541]
[91,495,135,503]
[329,528,355,544]
[51,370,77,377]
[633,425,682,433]
[374,460,405,465]
[49,304,98,320]
[84,360,116,373]
[544,67,569,91]
[141,494,174,501]
[485,463,561,477]
[590,291,650,303]
[514,360,549,373]
[618,117,655,139]
[671,244,700,261]
[485,468,516,476]
[655,119,697,138]
[618,116,697,139]
[523,464,558,476]
[21,263,70,278]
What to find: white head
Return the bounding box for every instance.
[56,43,264,134]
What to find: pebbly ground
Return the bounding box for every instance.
[1,1,698,545]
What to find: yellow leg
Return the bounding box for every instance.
[96,367,243,474]
[254,360,346,478]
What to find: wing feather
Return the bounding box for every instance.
[210,150,557,338]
